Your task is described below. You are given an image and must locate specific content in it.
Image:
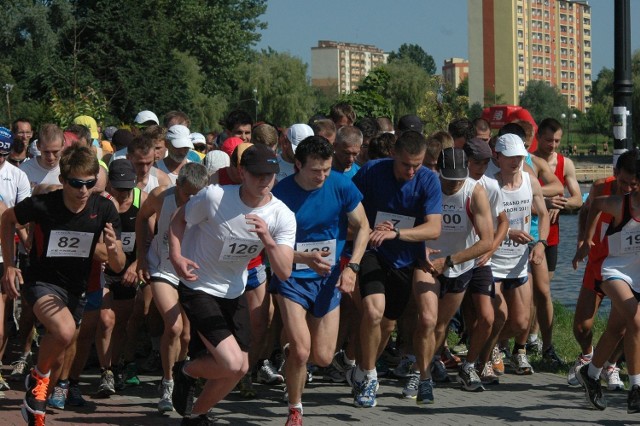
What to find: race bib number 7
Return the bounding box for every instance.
[219,237,262,262]
[47,230,94,258]
[374,212,416,229]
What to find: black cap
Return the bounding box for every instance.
[240,144,279,174]
[438,147,468,180]
[397,115,424,133]
[464,137,493,160]
[109,159,137,189]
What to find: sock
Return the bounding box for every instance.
[19,352,31,361]
[342,352,356,366]
[354,366,366,383]
[288,402,303,415]
[513,343,526,354]
[463,360,476,371]
[528,334,538,343]
[603,361,615,369]
[630,374,640,388]
[151,336,161,351]
[588,362,602,380]
[582,348,593,360]
[162,378,174,385]
[364,368,377,380]
[34,366,50,378]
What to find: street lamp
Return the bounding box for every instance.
[4,84,13,123]
[561,112,577,154]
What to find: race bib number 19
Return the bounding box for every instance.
[47,230,94,258]
[219,237,262,262]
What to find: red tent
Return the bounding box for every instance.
[481,105,539,152]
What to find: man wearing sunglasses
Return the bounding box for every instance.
[0,145,126,426]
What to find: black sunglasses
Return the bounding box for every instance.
[66,178,98,189]
[0,152,10,157]
[8,158,26,165]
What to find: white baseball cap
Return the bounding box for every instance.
[190,132,206,145]
[166,125,194,149]
[495,133,528,157]
[286,124,314,153]
[134,110,160,126]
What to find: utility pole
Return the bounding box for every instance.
[3,84,13,123]
[612,0,634,166]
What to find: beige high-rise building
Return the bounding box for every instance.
[443,58,470,89]
[468,0,592,111]
[311,40,388,95]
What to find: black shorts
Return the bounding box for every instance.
[438,269,473,298]
[24,281,86,327]
[178,283,251,357]
[359,251,414,321]
[468,265,495,297]
[104,274,137,300]
[498,276,529,291]
[545,244,558,272]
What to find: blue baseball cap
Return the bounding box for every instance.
[0,127,13,153]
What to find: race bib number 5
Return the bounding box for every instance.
[374,212,416,229]
[47,230,94,258]
[219,237,262,262]
[295,239,337,270]
[120,232,136,253]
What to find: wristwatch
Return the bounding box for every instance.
[445,255,454,268]
[393,227,400,240]
[346,263,361,273]
[536,239,549,248]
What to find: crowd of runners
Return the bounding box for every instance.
[0,104,638,426]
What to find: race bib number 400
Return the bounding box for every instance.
[374,212,416,229]
[219,237,262,262]
[295,239,336,270]
[47,230,94,258]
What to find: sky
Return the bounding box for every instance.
[256,0,640,77]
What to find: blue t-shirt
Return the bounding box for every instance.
[353,158,442,269]
[334,163,360,180]
[273,171,363,279]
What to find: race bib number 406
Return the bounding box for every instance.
[219,237,262,262]
[47,230,94,258]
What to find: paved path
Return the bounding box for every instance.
[1,365,638,426]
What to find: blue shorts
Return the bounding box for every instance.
[497,276,528,291]
[246,264,267,291]
[84,289,103,311]
[270,266,341,318]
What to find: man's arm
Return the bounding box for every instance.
[529,178,550,265]
[529,155,564,197]
[562,158,583,210]
[335,203,369,293]
[135,187,163,282]
[0,207,20,299]
[168,205,199,281]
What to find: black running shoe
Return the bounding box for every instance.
[576,364,607,411]
[628,385,640,414]
[172,360,196,417]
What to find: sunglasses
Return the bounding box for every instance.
[0,152,10,157]
[66,178,98,189]
[8,158,26,165]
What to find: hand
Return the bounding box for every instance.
[545,195,568,210]
[549,208,560,224]
[1,266,22,299]
[373,220,395,232]
[136,258,151,284]
[246,214,271,244]
[528,243,545,265]
[103,223,119,253]
[508,229,534,245]
[369,229,396,248]
[336,267,356,294]
[421,247,442,275]
[476,246,497,267]
[122,262,139,286]
[170,255,199,281]
[572,240,593,270]
[304,250,333,276]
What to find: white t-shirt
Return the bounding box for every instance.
[19,158,61,188]
[156,159,190,186]
[182,184,296,299]
[0,163,31,262]
[276,154,295,182]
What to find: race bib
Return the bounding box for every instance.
[47,230,94,258]
[374,212,416,229]
[121,232,136,253]
[441,207,468,233]
[496,238,527,257]
[295,239,336,270]
[219,236,262,262]
[621,228,640,254]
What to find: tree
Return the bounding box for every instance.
[381,59,432,120]
[234,49,316,126]
[338,68,392,119]
[417,75,469,136]
[519,80,568,123]
[388,43,436,75]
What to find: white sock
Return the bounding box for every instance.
[354,366,366,383]
[588,362,602,380]
[364,368,377,380]
[603,361,615,369]
[289,402,303,415]
[34,366,50,378]
[582,348,593,360]
[630,374,640,387]
[162,378,173,385]
[528,334,538,343]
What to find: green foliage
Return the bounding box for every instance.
[49,86,109,128]
[381,59,432,121]
[418,75,469,136]
[456,76,469,97]
[468,102,484,121]
[338,68,392,119]
[519,80,568,123]
[388,43,436,75]
[234,49,316,126]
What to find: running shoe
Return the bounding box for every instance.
[442,348,461,369]
[416,378,435,406]
[600,365,625,391]
[257,359,284,385]
[97,369,116,397]
[567,354,590,386]
[542,345,564,370]
[353,376,378,408]
[67,381,86,406]
[323,363,346,383]
[158,379,174,413]
[491,345,505,376]
[431,359,450,383]
[0,371,10,391]
[391,356,415,378]
[628,385,640,414]
[141,350,162,373]
[285,407,303,426]
[10,357,30,382]
[402,373,420,399]
[525,338,542,356]
[379,345,402,366]
[113,365,125,391]
[124,362,140,386]
[576,363,607,411]
[452,341,469,356]
[47,380,68,409]
[181,413,217,426]
[22,369,49,426]
[238,373,256,399]
[511,349,534,375]
[457,364,484,392]
[480,361,500,385]
[172,360,196,417]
